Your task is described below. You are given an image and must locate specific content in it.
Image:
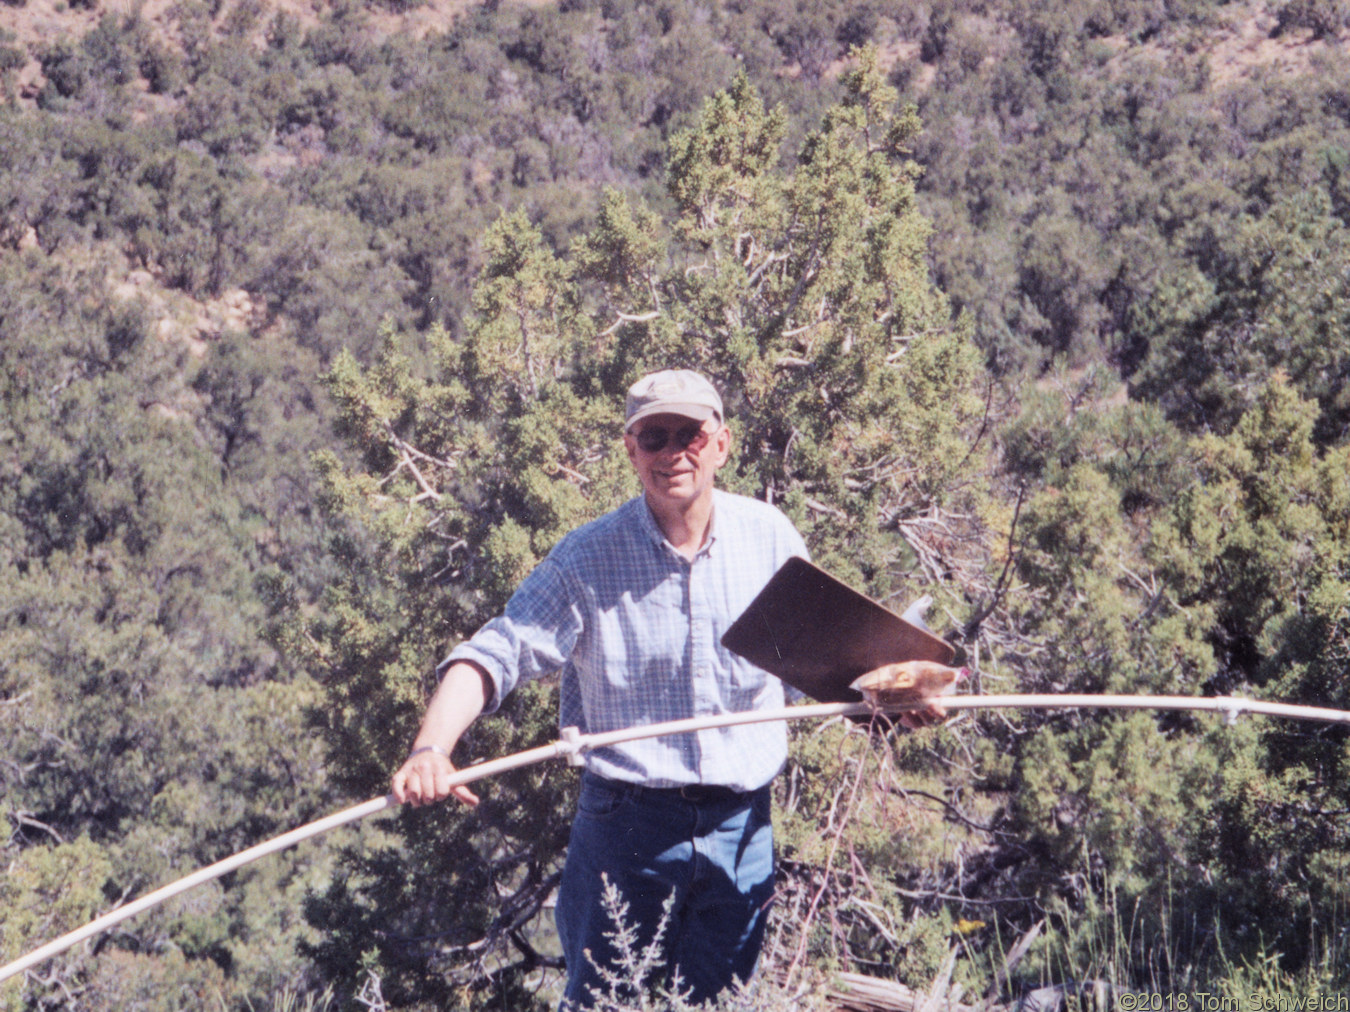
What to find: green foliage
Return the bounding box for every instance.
[772,719,990,986]
[990,375,1350,991]
[1009,456,1215,700]
[911,0,1350,391]
[132,145,269,298]
[659,52,982,589]
[299,60,983,1005]
[0,837,113,1010]
[0,32,24,96]
[1274,0,1350,38]
[1143,380,1350,969]
[1152,376,1350,690]
[1001,369,1192,514]
[0,231,336,1006]
[1132,190,1350,442]
[5,0,1350,1005]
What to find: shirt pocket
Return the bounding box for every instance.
[725,654,772,709]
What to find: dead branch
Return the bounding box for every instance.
[382,422,445,503]
[9,811,66,845]
[827,970,981,1012]
[599,310,660,337]
[983,920,1042,1007]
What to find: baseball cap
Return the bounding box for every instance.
[624,369,724,431]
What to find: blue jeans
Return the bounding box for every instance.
[555,773,776,1010]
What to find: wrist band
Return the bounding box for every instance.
[408,744,450,761]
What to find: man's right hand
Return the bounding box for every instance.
[390,748,480,807]
[392,660,493,807]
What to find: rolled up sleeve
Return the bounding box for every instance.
[438,556,583,715]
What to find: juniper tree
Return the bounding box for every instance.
[295,51,983,1007]
[1132,189,1350,444]
[0,248,337,1010]
[995,374,1350,988]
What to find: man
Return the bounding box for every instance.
[390,369,940,1007]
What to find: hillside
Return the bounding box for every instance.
[7,0,1347,95]
[3,0,1350,1008]
[0,0,1343,379]
[3,0,1347,367]
[4,0,474,94]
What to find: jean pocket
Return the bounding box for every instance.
[576,778,629,818]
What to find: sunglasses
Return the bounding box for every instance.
[632,422,715,454]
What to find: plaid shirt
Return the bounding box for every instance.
[443,490,809,791]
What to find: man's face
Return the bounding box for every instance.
[624,413,730,511]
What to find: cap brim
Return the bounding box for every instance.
[624,403,718,431]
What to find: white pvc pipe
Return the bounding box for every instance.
[0,741,567,986]
[3,692,1347,985]
[936,693,1350,725]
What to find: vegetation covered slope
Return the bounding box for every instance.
[1,0,1349,1008]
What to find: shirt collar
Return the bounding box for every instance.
[636,493,719,559]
